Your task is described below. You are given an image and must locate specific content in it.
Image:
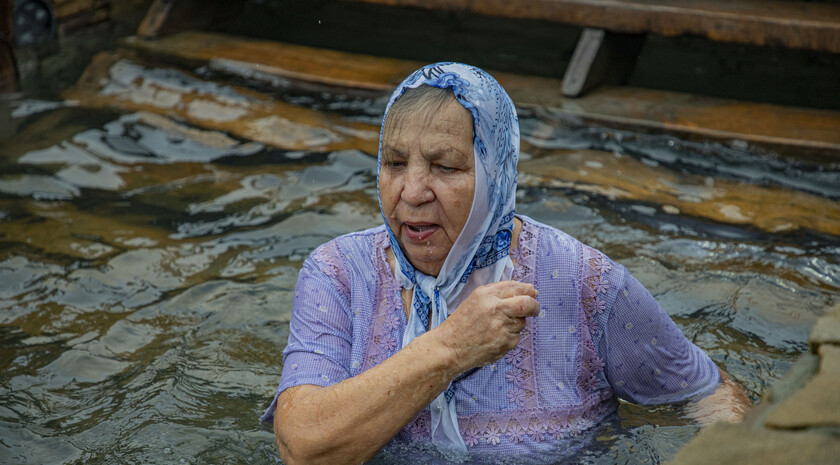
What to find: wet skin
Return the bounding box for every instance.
[379,97,476,277]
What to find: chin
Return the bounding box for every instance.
[403,248,446,277]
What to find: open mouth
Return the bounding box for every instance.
[403,222,439,241]
[407,224,435,232]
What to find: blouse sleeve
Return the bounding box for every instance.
[261,245,353,422]
[603,270,721,405]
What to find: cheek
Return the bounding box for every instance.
[378,173,398,215]
[445,177,475,225]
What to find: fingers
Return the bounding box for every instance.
[505,316,527,334]
[499,295,540,319]
[484,280,538,300]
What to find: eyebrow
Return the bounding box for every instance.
[380,145,406,158]
[423,147,470,165]
[380,144,472,166]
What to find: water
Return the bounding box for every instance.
[1,34,839,465]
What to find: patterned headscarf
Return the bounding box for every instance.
[377,63,520,453]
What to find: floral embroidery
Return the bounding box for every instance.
[580,374,599,391]
[505,367,525,385]
[590,255,612,274]
[496,223,541,424]
[381,334,397,352]
[504,347,524,366]
[403,411,430,441]
[507,387,527,406]
[382,312,400,331]
[484,421,503,445]
[588,275,609,295]
[578,246,612,399]
[547,416,565,439]
[463,421,482,446]
[362,233,405,372]
[454,402,613,448]
[507,420,526,443]
[583,352,605,374]
[509,226,535,282]
[309,242,350,300]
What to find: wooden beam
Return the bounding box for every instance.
[562,28,645,97]
[0,0,19,93]
[342,0,840,53]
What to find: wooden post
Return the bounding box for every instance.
[137,0,175,38]
[0,0,20,93]
[562,28,645,98]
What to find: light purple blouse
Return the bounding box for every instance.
[262,216,720,457]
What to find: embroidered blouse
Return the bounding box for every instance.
[261,216,720,458]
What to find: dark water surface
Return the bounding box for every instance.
[1,32,839,465]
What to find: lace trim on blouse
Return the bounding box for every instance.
[309,240,351,301]
[360,232,404,371]
[404,401,613,446]
[578,244,611,400]
[502,224,539,411]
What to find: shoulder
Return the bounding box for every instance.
[516,214,586,256]
[305,224,388,282]
[517,214,626,281]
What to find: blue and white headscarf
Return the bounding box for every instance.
[377,62,520,453]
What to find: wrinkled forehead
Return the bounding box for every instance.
[382,89,473,142]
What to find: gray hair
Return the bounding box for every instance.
[382,85,472,138]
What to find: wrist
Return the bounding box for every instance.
[415,327,466,382]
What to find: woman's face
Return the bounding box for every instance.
[379,97,476,277]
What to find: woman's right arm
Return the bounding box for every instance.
[273,280,539,465]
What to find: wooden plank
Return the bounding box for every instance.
[124,31,840,155]
[562,28,645,97]
[343,0,840,53]
[126,32,422,92]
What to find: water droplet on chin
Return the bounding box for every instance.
[426,241,430,246]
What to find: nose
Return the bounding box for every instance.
[401,164,434,205]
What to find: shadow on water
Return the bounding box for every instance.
[1,16,840,465]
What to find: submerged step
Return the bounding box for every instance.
[63,50,380,154]
[518,149,840,237]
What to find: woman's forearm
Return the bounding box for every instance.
[273,330,462,465]
[685,369,751,426]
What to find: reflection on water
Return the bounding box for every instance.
[1,43,839,465]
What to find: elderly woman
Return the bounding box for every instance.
[262,63,749,464]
